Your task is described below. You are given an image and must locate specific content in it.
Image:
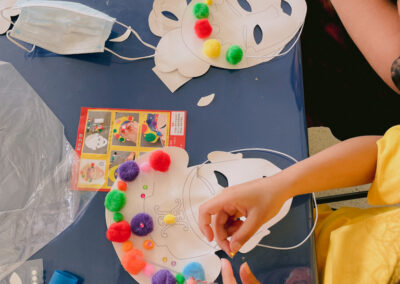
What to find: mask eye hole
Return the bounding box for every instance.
[281,0,292,15]
[214,171,229,188]
[253,24,263,45]
[237,0,252,12]
[161,11,179,21]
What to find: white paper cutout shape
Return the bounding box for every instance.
[149,0,307,92]
[105,147,293,283]
[84,133,108,150]
[197,93,215,107]
[0,0,19,34]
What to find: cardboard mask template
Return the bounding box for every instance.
[105,147,293,283]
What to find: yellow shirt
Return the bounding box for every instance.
[316,125,400,284]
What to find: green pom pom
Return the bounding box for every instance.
[176,273,185,284]
[193,3,209,19]
[144,132,157,142]
[105,190,126,212]
[119,137,125,142]
[113,212,124,222]
[226,45,243,65]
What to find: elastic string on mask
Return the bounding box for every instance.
[6,30,36,53]
[104,21,156,61]
[245,24,304,60]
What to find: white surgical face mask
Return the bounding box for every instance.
[0,0,156,60]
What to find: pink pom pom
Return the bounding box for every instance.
[143,263,155,277]
[140,162,152,172]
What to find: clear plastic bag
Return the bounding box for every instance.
[0,61,97,281]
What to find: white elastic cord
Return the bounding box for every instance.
[6,30,35,53]
[245,24,304,59]
[199,147,317,251]
[115,21,157,50]
[104,47,154,61]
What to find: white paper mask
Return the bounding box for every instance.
[105,147,293,283]
[149,0,307,92]
[85,133,108,150]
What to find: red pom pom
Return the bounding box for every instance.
[117,180,127,191]
[122,249,146,275]
[194,19,212,39]
[106,221,131,242]
[149,150,171,172]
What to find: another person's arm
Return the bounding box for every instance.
[198,135,381,256]
[329,0,400,93]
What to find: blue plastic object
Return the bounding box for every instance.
[49,270,79,284]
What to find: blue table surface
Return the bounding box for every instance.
[0,0,316,283]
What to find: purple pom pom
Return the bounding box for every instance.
[118,161,140,182]
[152,270,176,284]
[131,213,154,236]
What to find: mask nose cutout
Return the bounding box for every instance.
[213,171,229,188]
[281,0,292,15]
[161,11,178,21]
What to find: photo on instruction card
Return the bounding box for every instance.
[82,111,111,155]
[78,159,106,186]
[140,113,168,148]
[107,150,136,186]
[112,112,140,147]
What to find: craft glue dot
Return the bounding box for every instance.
[162,257,167,263]
[203,39,221,58]
[143,239,155,250]
[171,261,176,267]
[163,214,176,225]
[32,276,38,281]
[140,223,145,228]
[32,270,37,276]
[143,185,148,190]
[141,193,146,199]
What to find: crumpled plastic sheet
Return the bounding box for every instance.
[0,61,97,281]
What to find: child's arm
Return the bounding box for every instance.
[198,135,381,256]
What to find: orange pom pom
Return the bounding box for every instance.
[122,249,146,275]
[118,180,127,191]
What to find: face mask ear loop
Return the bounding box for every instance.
[6,30,35,53]
[115,21,157,51]
[104,47,154,61]
[245,24,304,60]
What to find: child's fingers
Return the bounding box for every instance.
[221,259,237,284]
[198,196,225,241]
[239,262,260,284]
[215,211,232,255]
[229,212,262,254]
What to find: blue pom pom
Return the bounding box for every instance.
[118,160,140,182]
[131,213,154,236]
[183,262,205,281]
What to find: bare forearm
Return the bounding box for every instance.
[274,136,381,198]
[330,0,400,93]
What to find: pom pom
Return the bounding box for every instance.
[117,180,127,191]
[122,249,146,275]
[193,3,209,19]
[152,270,176,284]
[106,221,131,243]
[203,39,221,58]
[183,262,205,281]
[105,190,126,212]
[175,273,185,284]
[143,263,156,277]
[131,213,154,236]
[123,241,133,252]
[194,19,212,39]
[143,239,155,250]
[226,45,243,65]
[163,214,176,225]
[145,133,158,143]
[118,160,140,182]
[204,0,212,4]
[149,150,171,172]
[140,162,152,172]
[113,212,124,222]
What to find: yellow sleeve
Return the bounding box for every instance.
[368,125,400,205]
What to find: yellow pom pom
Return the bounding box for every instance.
[163,214,176,225]
[203,39,221,58]
[204,0,212,5]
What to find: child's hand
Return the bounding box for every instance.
[198,176,291,256]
